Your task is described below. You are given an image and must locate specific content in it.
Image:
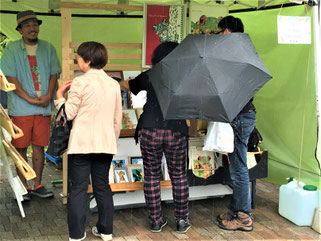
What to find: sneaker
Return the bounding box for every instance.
[217,211,253,232]
[151,217,168,233]
[217,210,236,222]
[69,232,86,241]
[176,219,191,234]
[31,184,54,198]
[22,187,32,201]
[92,226,112,241]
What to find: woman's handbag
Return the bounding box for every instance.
[202,121,234,154]
[46,104,72,157]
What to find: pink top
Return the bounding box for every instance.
[54,69,122,155]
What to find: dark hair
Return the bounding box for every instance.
[151,41,179,66]
[218,16,244,33]
[77,41,108,69]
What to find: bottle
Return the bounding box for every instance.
[279,180,320,226]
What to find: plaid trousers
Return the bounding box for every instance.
[139,128,189,225]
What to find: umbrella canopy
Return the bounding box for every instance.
[148,33,272,123]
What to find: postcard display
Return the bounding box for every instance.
[60,2,233,207]
[0,71,36,218]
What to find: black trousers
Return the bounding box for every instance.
[68,153,113,239]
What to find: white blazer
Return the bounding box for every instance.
[54,68,122,155]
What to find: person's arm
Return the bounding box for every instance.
[6,76,40,105]
[38,74,58,107]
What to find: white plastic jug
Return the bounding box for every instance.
[279,180,320,226]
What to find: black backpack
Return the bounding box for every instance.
[247,127,263,152]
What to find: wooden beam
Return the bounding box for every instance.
[61,8,73,82]
[60,2,143,12]
[69,53,141,60]
[70,64,142,71]
[70,42,142,49]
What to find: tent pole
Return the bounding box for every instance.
[313,3,321,170]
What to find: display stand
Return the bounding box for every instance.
[0,72,36,218]
[59,2,233,207]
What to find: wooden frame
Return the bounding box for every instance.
[60,2,145,83]
[127,164,144,182]
[188,3,228,35]
[0,104,24,139]
[0,69,16,92]
[2,140,36,181]
[60,2,172,204]
[142,3,186,68]
[114,168,130,183]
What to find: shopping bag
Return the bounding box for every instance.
[46,104,72,157]
[202,121,234,154]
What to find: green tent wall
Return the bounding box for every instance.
[1,0,320,188]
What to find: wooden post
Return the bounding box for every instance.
[61,7,72,82]
[62,152,68,204]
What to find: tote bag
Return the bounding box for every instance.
[47,104,72,157]
[202,121,234,154]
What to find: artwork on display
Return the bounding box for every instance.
[130,156,144,165]
[122,109,138,129]
[135,108,143,119]
[114,168,129,183]
[109,165,114,184]
[143,3,186,68]
[127,164,144,182]
[123,71,146,108]
[111,156,127,169]
[189,146,215,179]
[106,71,123,81]
[188,3,228,35]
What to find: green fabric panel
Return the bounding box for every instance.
[234,6,320,186]
[1,3,320,187]
[263,160,321,189]
[1,13,62,63]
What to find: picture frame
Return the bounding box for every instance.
[111,156,127,169]
[130,156,144,165]
[122,71,141,81]
[106,71,123,81]
[135,108,144,119]
[142,3,186,68]
[122,109,138,129]
[188,3,228,35]
[127,164,144,182]
[190,147,215,179]
[109,164,114,184]
[114,168,129,183]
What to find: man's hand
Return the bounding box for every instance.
[37,94,51,107]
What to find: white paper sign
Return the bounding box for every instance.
[278,15,311,44]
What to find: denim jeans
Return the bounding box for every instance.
[228,111,256,215]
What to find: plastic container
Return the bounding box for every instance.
[279,180,320,226]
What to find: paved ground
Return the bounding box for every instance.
[0,160,320,241]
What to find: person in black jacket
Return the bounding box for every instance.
[119,42,190,234]
[216,16,256,232]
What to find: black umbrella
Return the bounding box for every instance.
[148,33,272,122]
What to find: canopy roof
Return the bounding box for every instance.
[0,0,305,14]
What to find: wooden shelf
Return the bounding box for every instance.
[120,129,135,137]
[88,180,172,193]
